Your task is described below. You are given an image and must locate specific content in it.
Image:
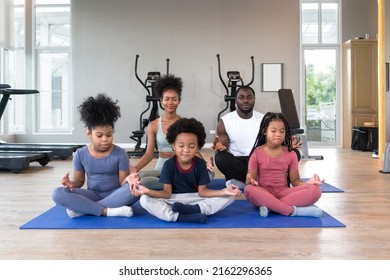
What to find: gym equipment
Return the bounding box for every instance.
[278,89,324,160]
[380,142,390,173]
[0,143,82,160]
[0,150,54,173]
[0,84,39,121]
[351,126,378,151]
[127,55,170,157]
[0,84,82,172]
[216,54,255,121]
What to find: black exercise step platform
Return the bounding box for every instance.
[0,144,83,160]
[127,150,159,158]
[0,150,54,173]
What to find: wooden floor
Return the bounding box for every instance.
[1,147,390,260]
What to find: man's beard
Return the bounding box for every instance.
[238,104,254,114]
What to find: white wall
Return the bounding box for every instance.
[68,0,300,145]
[342,0,378,42]
[9,0,380,145]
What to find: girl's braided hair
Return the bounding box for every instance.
[249,112,293,157]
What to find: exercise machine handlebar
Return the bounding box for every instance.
[134,55,152,130]
[129,55,170,153]
[216,54,255,121]
[166,58,170,76]
[217,54,229,95]
[135,54,148,94]
[247,56,255,86]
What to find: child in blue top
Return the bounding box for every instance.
[128,118,241,223]
[52,94,138,218]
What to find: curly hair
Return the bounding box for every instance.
[166,117,206,149]
[249,112,293,157]
[78,93,121,130]
[155,74,183,100]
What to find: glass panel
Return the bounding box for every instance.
[36,0,70,4]
[0,48,4,134]
[35,6,70,47]
[34,0,71,133]
[302,3,318,44]
[0,1,26,134]
[1,49,26,134]
[304,49,336,143]
[14,5,25,48]
[322,3,338,44]
[37,52,70,130]
[5,49,28,134]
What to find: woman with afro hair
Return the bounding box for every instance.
[130,74,214,190]
[52,93,139,218]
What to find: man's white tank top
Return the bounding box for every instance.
[222,110,264,156]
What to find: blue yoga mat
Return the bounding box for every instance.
[20,200,345,230]
[207,178,344,193]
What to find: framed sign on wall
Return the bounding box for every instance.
[262,63,284,92]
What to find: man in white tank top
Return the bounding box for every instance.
[213,86,301,189]
[213,86,264,188]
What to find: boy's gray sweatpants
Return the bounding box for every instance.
[140,192,235,222]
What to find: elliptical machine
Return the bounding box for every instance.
[127,54,170,157]
[216,54,255,121]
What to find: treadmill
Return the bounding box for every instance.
[0,150,54,173]
[0,84,82,172]
[0,143,82,160]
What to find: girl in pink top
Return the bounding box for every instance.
[244,112,323,217]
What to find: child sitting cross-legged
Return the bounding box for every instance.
[128,117,242,223]
[244,112,324,218]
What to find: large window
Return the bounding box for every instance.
[0,0,26,135]
[1,0,71,136]
[301,0,340,146]
[302,2,339,44]
[35,0,71,132]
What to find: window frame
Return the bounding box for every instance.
[300,0,341,147]
[33,0,72,134]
